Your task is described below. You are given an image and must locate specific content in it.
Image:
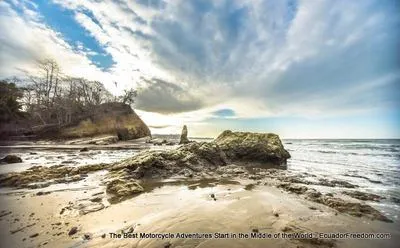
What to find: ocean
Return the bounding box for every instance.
[283,139,400,221]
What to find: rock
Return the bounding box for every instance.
[36,191,51,196]
[281,226,293,232]
[151,139,169,146]
[244,184,255,191]
[109,141,227,180]
[68,226,78,236]
[179,125,190,144]
[74,201,105,215]
[277,183,308,194]
[88,136,119,145]
[60,102,151,140]
[342,190,385,202]
[0,155,22,164]
[216,165,246,175]
[80,147,89,152]
[317,178,358,188]
[214,130,290,165]
[83,233,92,240]
[281,224,336,247]
[180,168,193,177]
[106,179,144,198]
[0,163,109,188]
[312,195,392,222]
[120,225,135,234]
[90,196,103,203]
[91,192,104,196]
[306,189,322,199]
[29,233,39,238]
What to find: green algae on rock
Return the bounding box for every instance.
[214,130,290,165]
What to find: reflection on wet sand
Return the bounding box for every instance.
[0,177,399,248]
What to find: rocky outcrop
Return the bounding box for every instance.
[277,182,393,222]
[342,190,385,202]
[0,130,290,203]
[0,155,22,164]
[179,125,190,144]
[109,141,227,180]
[0,163,109,188]
[106,179,144,198]
[105,130,289,197]
[215,130,290,165]
[61,102,151,140]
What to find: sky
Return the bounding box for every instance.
[0,0,399,138]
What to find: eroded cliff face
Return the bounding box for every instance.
[60,102,151,140]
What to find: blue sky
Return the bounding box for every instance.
[0,0,399,138]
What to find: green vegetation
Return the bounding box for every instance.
[0,59,143,138]
[0,80,24,122]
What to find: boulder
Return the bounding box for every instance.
[106,179,144,197]
[0,155,22,164]
[214,130,290,165]
[179,125,190,144]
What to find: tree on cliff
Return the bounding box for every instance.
[21,59,114,125]
[120,88,137,106]
[2,58,140,129]
[0,80,24,122]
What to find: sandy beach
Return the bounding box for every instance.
[0,176,399,248]
[1,133,399,248]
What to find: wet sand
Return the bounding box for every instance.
[1,137,399,248]
[0,177,399,248]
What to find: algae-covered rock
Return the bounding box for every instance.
[0,163,110,188]
[215,130,290,165]
[109,141,227,180]
[106,179,144,197]
[342,190,385,202]
[0,155,22,164]
[313,196,393,222]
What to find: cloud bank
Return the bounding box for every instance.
[1,0,399,137]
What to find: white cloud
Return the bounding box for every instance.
[1,0,399,137]
[0,1,111,84]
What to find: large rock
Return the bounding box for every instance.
[0,155,22,164]
[106,179,144,197]
[215,130,290,165]
[61,102,151,140]
[110,141,227,179]
[179,125,190,144]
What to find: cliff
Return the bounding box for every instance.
[60,102,151,140]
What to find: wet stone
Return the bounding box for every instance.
[68,227,78,236]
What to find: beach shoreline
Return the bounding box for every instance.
[0,135,399,248]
